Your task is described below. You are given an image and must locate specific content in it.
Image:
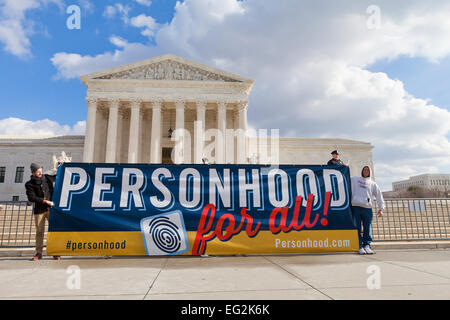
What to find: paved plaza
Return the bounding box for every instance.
[0,248,449,300]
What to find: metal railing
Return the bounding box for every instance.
[1,199,449,247]
[372,198,450,241]
[0,201,41,247]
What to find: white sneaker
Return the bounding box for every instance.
[359,247,366,255]
[364,245,374,254]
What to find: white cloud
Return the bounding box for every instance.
[0,118,85,136]
[135,0,152,7]
[70,120,86,135]
[50,0,450,190]
[0,0,62,58]
[103,5,117,19]
[130,14,159,37]
[0,0,40,58]
[78,0,94,14]
[50,36,154,79]
[103,3,131,23]
[103,3,160,38]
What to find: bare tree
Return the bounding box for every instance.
[390,186,450,198]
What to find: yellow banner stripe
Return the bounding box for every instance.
[47,230,359,256]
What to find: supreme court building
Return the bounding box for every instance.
[0,54,374,201]
[81,54,253,165]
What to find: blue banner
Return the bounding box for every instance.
[47,163,358,256]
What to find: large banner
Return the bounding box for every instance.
[47,163,359,256]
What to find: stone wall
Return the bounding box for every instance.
[248,137,375,179]
[0,136,84,201]
[0,134,374,201]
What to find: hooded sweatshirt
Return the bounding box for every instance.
[351,168,385,210]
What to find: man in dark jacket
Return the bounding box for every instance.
[25,163,60,261]
[327,150,348,166]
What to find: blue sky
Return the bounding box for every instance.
[368,56,450,142]
[369,56,450,113]
[1,0,449,127]
[0,0,449,190]
[0,0,179,125]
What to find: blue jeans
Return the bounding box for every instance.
[352,206,373,248]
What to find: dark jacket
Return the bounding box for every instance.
[25,175,54,214]
[327,158,345,166]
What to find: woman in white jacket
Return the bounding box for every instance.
[351,166,384,255]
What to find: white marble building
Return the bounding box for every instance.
[80,54,253,165]
[0,136,83,201]
[0,54,374,201]
[392,174,450,192]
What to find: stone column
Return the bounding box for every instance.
[83,97,98,162]
[174,99,185,164]
[105,99,119,163]
[194,100,206,164]
[217,100,227,164]
[238,101,248,132]
[150,99,162,163]
[237,101,248,164]
[128,99,141,163]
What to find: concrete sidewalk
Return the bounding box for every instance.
[0,240,448,256]
[2,240,450,257]
[0,248,449,300]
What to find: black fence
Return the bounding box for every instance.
[1,199,449,247]
[0,201,39,247]
[372,198,450,241]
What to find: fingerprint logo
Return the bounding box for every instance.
[140,211,189,256]
[149,216,181,254]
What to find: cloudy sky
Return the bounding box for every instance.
[0,0,449,190]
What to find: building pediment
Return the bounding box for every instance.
[94,59,241,82]
[81,54,253,84]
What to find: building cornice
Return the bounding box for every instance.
[0,135,84,146]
